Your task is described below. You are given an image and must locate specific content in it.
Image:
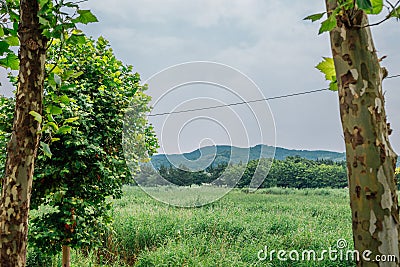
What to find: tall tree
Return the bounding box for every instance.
[0,1,97,265]
[0,1,47,265]
[26,36,156,266]
[307,0,399,265]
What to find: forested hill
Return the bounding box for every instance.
[150,145,347,169]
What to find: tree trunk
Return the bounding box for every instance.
[0,0,47,266]
[326,1,399,266]
[62,245,71,267]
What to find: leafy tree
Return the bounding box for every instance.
[206,162,228,183]
[134,164,171,187]
[150,157,347,189]
[1,36,158,264]
[306,163,347,188]
[305,0,400,264]
[215,163,246,187]
[236,158,273,188]
[0,1,98,265]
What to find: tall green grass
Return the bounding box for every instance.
[28,186,355,266]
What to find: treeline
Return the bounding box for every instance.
[134,156,348,189]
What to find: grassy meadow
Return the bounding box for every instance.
[28,186,355,267]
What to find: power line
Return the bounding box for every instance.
[148,74,400,117]
[387,74,400,79]
[148,88,329,117]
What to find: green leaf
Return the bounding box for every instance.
[0,28,4,37]
[48,105,63,115]
[38,16,50,27]
[63,70,84,80]
[0,53,19,70]
[329,80,338,91]
[316,57,338,91]
[5,36,19,46]
[64,117,79,123]
[46,122,59,132]
[316,57,336,81]
[60,84,76,92]
[46,64,62,74]
[318,14,337,34]
[29,111,43,123]
[303,12,326,22]
[59,95,71,105]
[67,34,86,45]
[40,141,52,158]
[42,29,51,38]
[57,126,72,135]
[47,114,55,122]
[39,0,51,7]
[0,41,10,54]
[72,10,98,25]
[357,0,373,10]
[366,0,383,14]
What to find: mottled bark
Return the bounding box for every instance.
[0,0,47,266]
[326,1,399,266]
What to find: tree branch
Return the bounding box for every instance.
[355,0,400,28]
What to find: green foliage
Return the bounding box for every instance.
[142,156,347,189]
[366,0,384,14]
[0,52,18,70]
[0,0,20,69]
[356,0,383,14]
[29,111,43,124]
[261,157,347,189]
[38,1,98,40]
[303,12,326,22]
[32,36,157,254]
[318,10,338,35]
[72,10,98,25]
[305,0,399,98]
[357,0,373,10]
[304,0,387,35]
[0,1,100,160]
[48,186,352,267]
[0,0,98,71]
[315,57,338,91]
[137,162,228,187]
[0,36,158,254]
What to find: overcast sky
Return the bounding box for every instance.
[1,0,399,155]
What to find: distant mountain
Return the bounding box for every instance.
[150,145,347,170]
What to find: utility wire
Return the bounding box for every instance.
[148,88,329,117]
[148,74,400,117]
[387,74,400,79]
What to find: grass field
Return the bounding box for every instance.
[29,186,356,267]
